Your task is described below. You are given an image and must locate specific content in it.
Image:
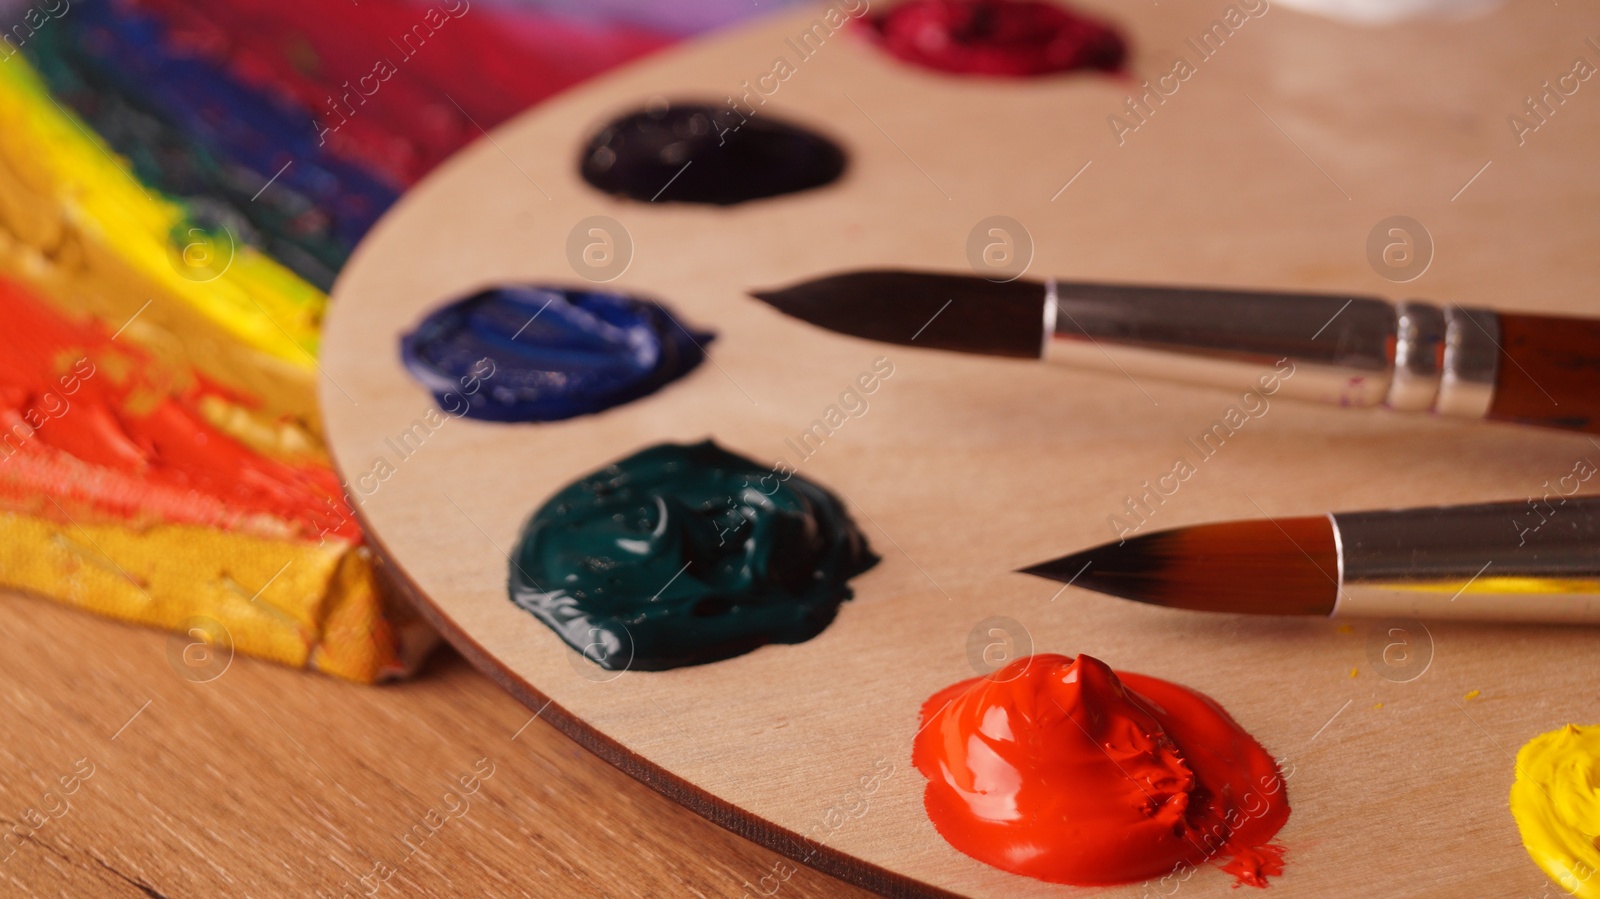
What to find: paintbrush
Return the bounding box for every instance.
[750,270,1600,435]
[1019,496,1600,623]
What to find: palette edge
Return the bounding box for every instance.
[344,495,959,899]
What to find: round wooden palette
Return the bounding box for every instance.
[322,2,1600,895]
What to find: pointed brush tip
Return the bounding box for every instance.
[748,286,802,311]
[1015,552,1095,584]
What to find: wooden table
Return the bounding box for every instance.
[0,589,869,897]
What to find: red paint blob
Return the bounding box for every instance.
[862,0,1126,78]
[914,654,1288,887]
[0,279,356,541]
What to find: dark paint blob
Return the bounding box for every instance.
[509,441,878,670]
[862,0,1126,78]
[400,285,711,422]
[579,102,847,205]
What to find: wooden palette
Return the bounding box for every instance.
[321,2,1600,895]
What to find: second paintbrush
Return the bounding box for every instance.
[1019,496,1600,624]
[751,269,1600,435]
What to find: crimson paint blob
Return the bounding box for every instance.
[914,654,1289,887]
[862,0,1126,78]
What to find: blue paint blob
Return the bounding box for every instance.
[399,285,713,421]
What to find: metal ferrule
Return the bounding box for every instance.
[1387,302,1445,412]
[1437,306,1501,418]
[1041,280,1501,419]
[1330,497,1600,622]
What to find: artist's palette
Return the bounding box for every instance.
[322,2,1600,895]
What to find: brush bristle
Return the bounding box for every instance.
[750,270,1048,358]
[1021,517,1339,615]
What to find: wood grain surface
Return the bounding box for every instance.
[304,1,1600,897]
[0,588,871,898]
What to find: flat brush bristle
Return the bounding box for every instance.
[1021,517,1339,615]
[749,270,1047,358]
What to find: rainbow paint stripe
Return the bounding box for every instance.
[0,49,325,368]
[0,0,790,679]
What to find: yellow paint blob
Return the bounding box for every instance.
[1511,724,1600,898]
[1465,690,1481,701]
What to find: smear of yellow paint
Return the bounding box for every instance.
[1350,667,1358,678]
[1372,702,1383,710]
[0,511,418,682]
[1465,690,1481,701]
[1512,725,1600,898]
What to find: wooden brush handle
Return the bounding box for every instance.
[1486,312,1600,435]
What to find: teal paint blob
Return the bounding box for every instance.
[509,441,878,670]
